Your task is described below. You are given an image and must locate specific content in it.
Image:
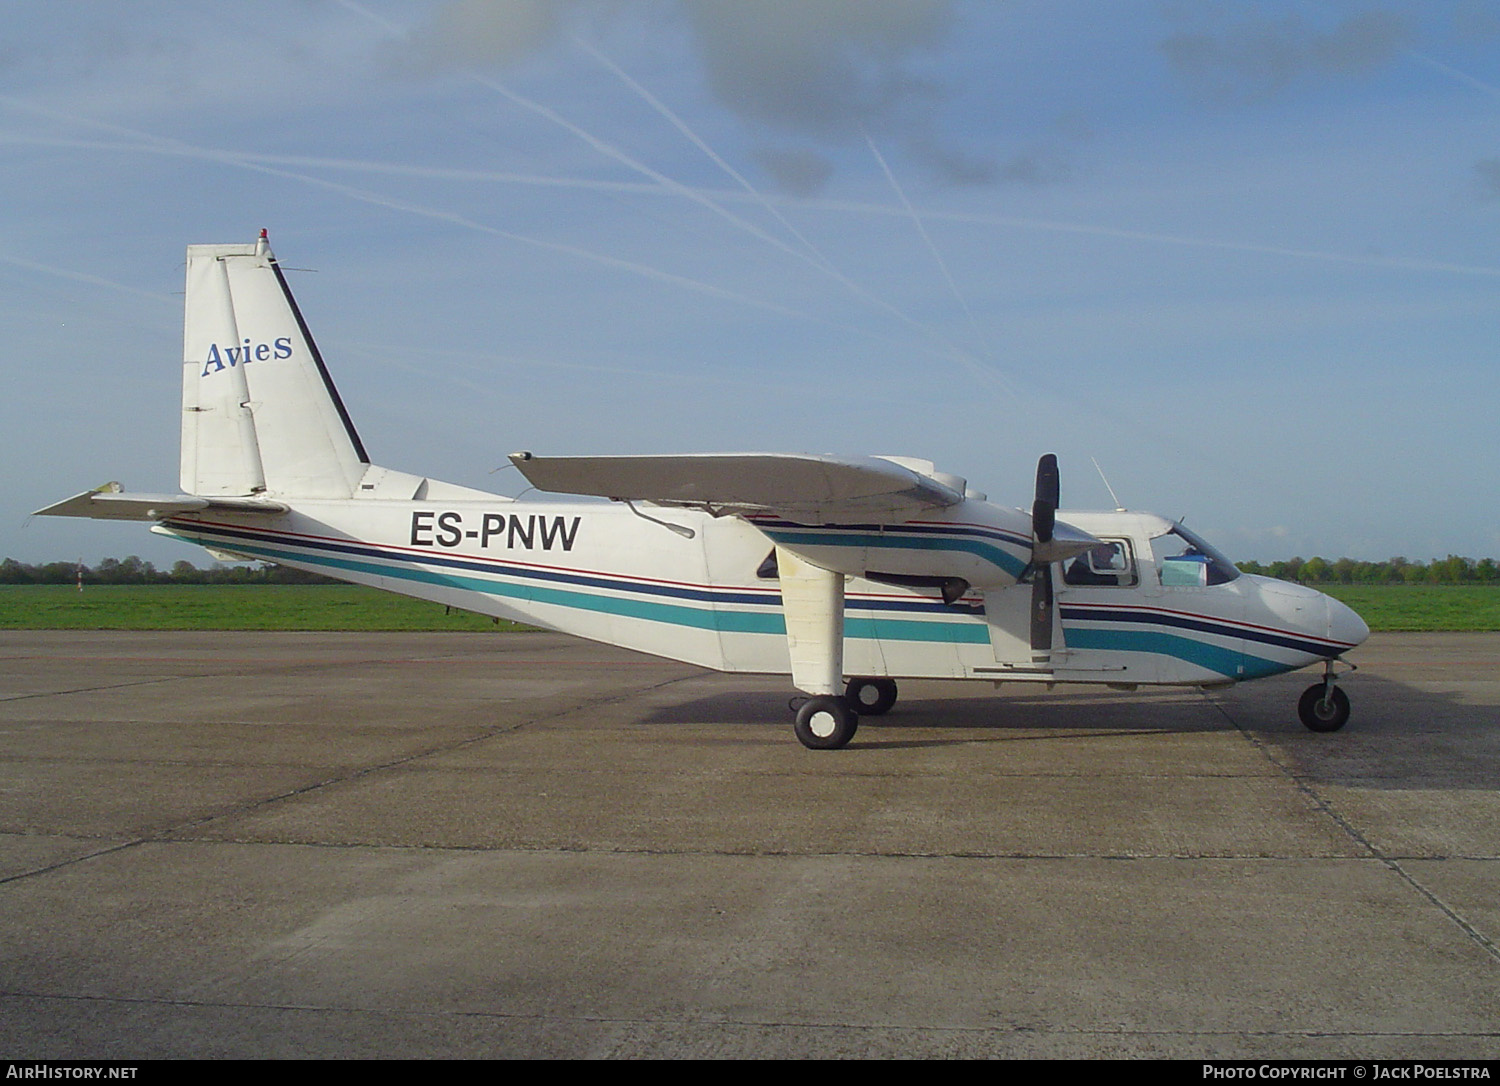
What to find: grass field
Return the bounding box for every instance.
[1318,584,1500,632]
[1,582,1497,632]
[0,585,528,632]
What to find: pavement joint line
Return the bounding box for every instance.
[0,676,187,704]
[158,669,708,833]
[1204,689,1500,966]
[118,843,1476,862]
[0,837,153,888]
[3,988,1500,1042]
[0,648,679,704]
[9,821,1500,863]
[0,670,707,885]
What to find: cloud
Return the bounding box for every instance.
[995,150,1072,187]
[751,147,833,196]
[1160,8,1416,102]
[401,0,997,186]
[678,0,951,137]
[402,0,568,71]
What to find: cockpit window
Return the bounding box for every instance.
[1151,524,1240,586]
[1063,539,1138,587]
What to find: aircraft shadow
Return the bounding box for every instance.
[642,670,1499,786]
[1211,670,1500,792]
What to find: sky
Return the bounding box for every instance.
[3,0,1497,568]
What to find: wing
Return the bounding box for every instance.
[508,452,964,525]
[34,482,289,522]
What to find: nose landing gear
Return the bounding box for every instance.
[1298,659,1356,732]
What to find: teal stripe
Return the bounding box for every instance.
[848,616,990,644]
[762,529,1029,578]
[1064,627,1285,678]
[168,530,781,633]
[167,529,989,644]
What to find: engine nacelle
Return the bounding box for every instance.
[747,499,1036,591]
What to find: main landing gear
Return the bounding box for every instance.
[1297,659,1355,733]
[845,677,898,717]
[789,678,899,750]
[793,696,859,750]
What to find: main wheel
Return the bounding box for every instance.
[845,677,898,716]
[1298,683,1350,732]
[794,695,859,750]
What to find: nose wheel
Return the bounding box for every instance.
[1298,684,1350,731]
[1298,660,1355,732]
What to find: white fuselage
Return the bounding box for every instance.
[155,495,1367,688]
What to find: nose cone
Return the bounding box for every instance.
[1326,593,1370,649]
[1250,575,1369,656]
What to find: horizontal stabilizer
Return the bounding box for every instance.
[34,482,288,522]
[508,451,964,525]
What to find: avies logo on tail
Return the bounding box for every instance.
[201,336,293,376]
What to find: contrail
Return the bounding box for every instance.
[469,73,837,269]
[1,99,990,368]
[0,98,825,324]
[336,0,1011,390]
[0,133,667,195]
[570,39,1012,389]
[0,251,175,304]
[791,194,1500,279]
[863,130,986,350]
[14,119,1492,286]
[340,0,842,280]
[573,37,836,273]
[343,338,930,406]
[463,63,1012,386]
[1409,52,1500,100]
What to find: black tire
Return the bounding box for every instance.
[1298,683,1350,732]
[794,696,859,750]
[845,677,898,716]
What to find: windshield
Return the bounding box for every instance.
[1151,523,1240,586]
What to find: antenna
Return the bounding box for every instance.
[1091,457,1126,512]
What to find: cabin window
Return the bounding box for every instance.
[1151,524,1240,586]
[1062,539,1138,587]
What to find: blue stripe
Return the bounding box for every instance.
[165,524,991,644]
[182,521,970,618]
[761,528,1029,578]
[168,528,781,634]
[750,516,1031,548]
[1063,628,1284,679]
[1061,605,1340,658]
[167,524,1290,676]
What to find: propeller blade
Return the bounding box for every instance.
[1030,454,1061,658]
[1032,453,1058,544]
[1030,563,1054,653]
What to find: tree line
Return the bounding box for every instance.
[4,554,1499,587]
[0,556,338,586]
[1234,555,1499,585]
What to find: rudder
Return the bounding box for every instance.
[181,232,368,499]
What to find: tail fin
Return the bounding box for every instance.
[181,231,368,499]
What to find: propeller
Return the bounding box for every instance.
[1030,454,1059,660]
